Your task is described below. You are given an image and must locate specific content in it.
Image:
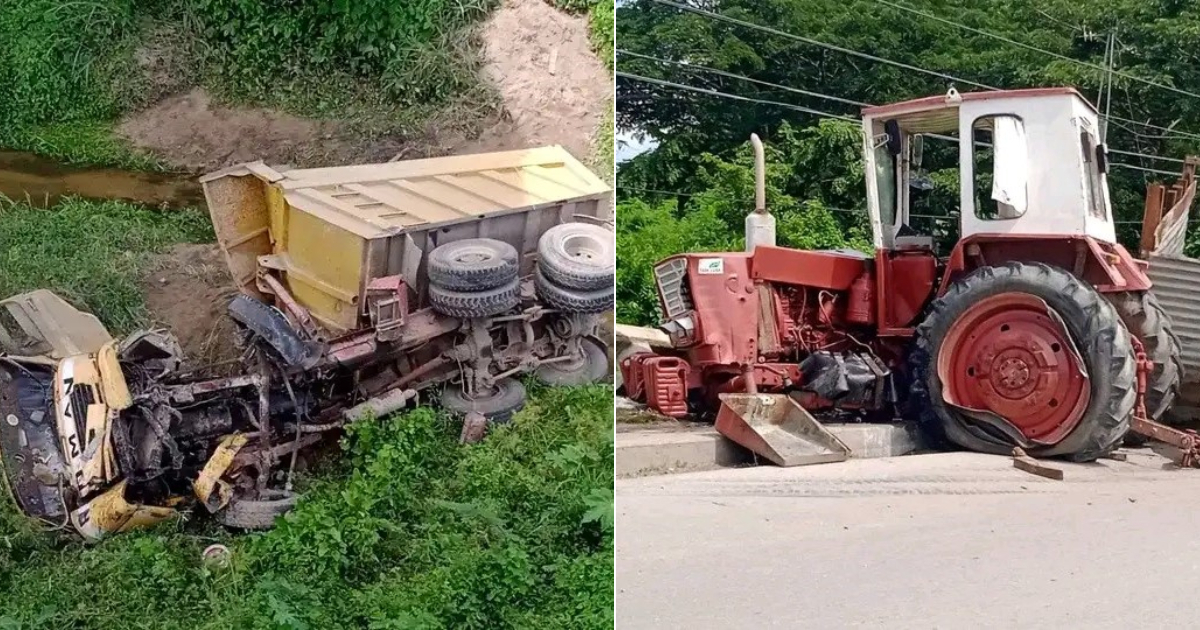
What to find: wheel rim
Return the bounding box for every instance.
[563,234,602,263]
[454,246,494,264]
[936,293,1090,444]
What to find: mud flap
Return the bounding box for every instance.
[714,393,850,467]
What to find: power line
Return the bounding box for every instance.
[646,0,1200,144]
[873,0,1200,105]
[1107,148,1186,164]
[648,0,998,91]
[1108,162,1183,177]
[617,71,858,121]
[620,186,1148,224]
[620,48,1181,165]
[623,70,1174,177]
[617,49,870,108]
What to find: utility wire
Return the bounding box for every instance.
[648,0,997,91]
[1108,162,1183,177]
[621,71,1173,178]
[646,0,1200,144]
[620,49,1180,165]
[617,71,858,121]
[617,49,870,108]
[620,186,1148,223]
[873,0,1200,105]
[1107,148,1186,164]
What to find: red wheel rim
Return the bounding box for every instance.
[936,293,1089,444]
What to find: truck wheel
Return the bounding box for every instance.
[537,223,614,291]
[428,238,519,291]
[535,268,614,313]
[428,278,520,319]
[536,337,609,385]
[908,262,1135,462]
[441,378,526,424]
[1106,291,1182,422]
[216,489,298,530]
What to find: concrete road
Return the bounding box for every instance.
[616,451,1200,629]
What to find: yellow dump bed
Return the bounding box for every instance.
[200,146,610,334]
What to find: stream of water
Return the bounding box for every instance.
[0,150,203,208]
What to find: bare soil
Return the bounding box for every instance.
[141,243,241,366]
[116,0,610,172]
[454,0,612,162]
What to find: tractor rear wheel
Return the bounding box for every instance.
[1105,291,1182,423]
[908,262,1136,462]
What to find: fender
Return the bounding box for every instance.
[937,234,1151,296]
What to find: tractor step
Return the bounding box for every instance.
[714,393,851,467]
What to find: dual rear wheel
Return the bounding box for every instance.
[909,262,1179,462]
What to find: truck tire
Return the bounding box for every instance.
[428,278,520,319]
[216,489,298,530]
[441,378,526,424]
[428,238,519,291]
[537,223,614,291]
[535,268,614,313]
[908,262,1135,462]
[1105,291,1182,422]
[536,337,610,386]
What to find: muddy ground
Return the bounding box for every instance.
[117,0,611,172]
[141,243,241,366]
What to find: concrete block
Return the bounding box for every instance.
[825,423,925,459]
[615,422,925,478]
[616,429,752,478]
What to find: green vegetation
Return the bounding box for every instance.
[0,0,502,168]
[590,0,615,69]
[0,197,213,334]
[0,385,614,629]
[616,0,1200,323]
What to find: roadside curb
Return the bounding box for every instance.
[616,422,925,478]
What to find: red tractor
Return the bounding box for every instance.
[621,87,1188,464]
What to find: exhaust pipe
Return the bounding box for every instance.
[745,133,776,252]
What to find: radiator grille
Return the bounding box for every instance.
[654,258,692,321]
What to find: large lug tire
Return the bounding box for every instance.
[535,268,614,314]
[216,489,298,530]
[1105,291,1183,422]
[908,262,1136,462]
[536,337,610,386]
[537,223,615,291]
[441,378,527,425]
[428,278,520,319]
[427,238,519,291]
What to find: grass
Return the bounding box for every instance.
[0,121,167,172]
[0,385,614,629]
[0,197,214,335]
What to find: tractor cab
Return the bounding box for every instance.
[861,87,1115,256]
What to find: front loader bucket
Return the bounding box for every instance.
[714,393,850,467]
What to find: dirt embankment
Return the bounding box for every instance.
[141,244,240,366]
[117,0,611,172]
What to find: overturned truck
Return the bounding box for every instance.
[0,147,615,537]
